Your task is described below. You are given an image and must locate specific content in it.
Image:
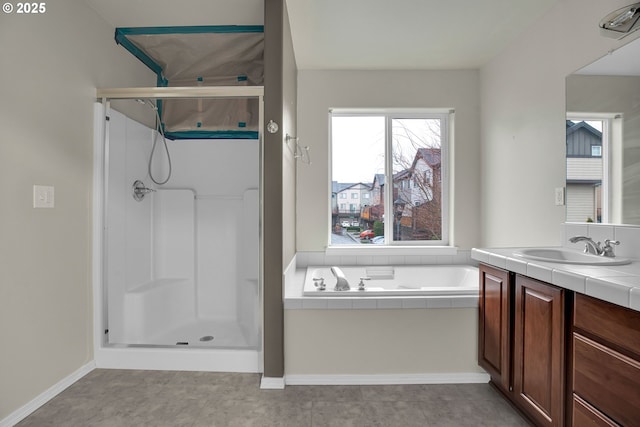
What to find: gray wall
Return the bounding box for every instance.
[263,0,298,378]
[0,0,154,419]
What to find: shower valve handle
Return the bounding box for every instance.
[132,180,156,201]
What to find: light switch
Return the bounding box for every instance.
[33,185,54,208]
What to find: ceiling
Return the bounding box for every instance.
[85,0,561,70]
[575,37,640,76]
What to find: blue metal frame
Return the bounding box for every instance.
[165,131,259,140]
[115,26,264,140]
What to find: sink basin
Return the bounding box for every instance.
[513,248,631,266]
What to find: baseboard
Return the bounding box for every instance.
[284,372,490,386]
[260,376,286,389]
[0,362,95,427]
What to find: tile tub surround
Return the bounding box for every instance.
[471,246,640,311]
[15,369,529,427]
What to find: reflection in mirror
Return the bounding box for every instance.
[566,38,640,225]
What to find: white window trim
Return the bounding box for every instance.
[328,108,454,251]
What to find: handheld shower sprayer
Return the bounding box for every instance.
[136,98,172,185]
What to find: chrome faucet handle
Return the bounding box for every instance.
[313,277,326,291]
[602,240,620,257]
[358,277,371,291]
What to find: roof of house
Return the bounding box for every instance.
[372,174,385,187]
[566,120,602,138]
[332,181,372,193]
[410,148,441,172]
[394,169,411,180]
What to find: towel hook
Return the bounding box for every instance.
[285,134,311,164]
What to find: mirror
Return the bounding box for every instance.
[566,38,640,225]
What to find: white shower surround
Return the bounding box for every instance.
[93,101,262,372]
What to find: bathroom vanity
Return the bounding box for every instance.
[474,249,640,427]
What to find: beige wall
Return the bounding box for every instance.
[282,2,297,266]
[285,309,483,375]
[296,70,481,251]
[0,1,153,419]
[479,0,639,247]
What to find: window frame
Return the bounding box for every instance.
[328,109,452,248]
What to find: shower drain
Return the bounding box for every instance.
[199,335,214,342]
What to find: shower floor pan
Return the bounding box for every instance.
[125,319,258,349]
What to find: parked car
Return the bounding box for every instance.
[371,236,385,244]
[341,220,350,227]
[360,229,375,239]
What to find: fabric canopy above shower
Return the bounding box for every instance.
[115,26,264,139]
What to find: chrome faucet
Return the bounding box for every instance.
[569,236,620,257]
[331,266,350,291]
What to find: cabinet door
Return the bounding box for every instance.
[478,264,511,393]
[514,275,565,427]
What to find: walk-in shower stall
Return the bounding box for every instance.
[93,86,264,372]
[93,26,265,372]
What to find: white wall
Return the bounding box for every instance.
[296,70,481,251]
[0,1,154,420]
[479,0,640,247]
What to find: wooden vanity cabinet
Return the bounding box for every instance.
[571,293,640,426]
[478,264,567,427]
[513,275,566,427]
[478,264,513,394]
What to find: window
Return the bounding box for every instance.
[566,114,621,223]
[330,110,450,246]
[351,193,359,199]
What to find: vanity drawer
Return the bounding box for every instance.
[573,293,640,357]
[572,394,619,427]
[573,333,640,426]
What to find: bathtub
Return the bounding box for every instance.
[303,265,478,297]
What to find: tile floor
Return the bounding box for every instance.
[16,369,531,426]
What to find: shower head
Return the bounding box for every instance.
[136,98,158,111]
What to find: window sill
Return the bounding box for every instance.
[325,245,458,257]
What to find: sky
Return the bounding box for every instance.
[331,116,441,183]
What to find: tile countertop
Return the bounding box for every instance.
[471,247,640,312]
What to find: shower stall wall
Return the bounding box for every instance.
[93,91,263,372]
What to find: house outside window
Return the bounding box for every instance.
[330,110,450,246]
[566,117,607,223]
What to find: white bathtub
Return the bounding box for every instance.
[303,265,478,297]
